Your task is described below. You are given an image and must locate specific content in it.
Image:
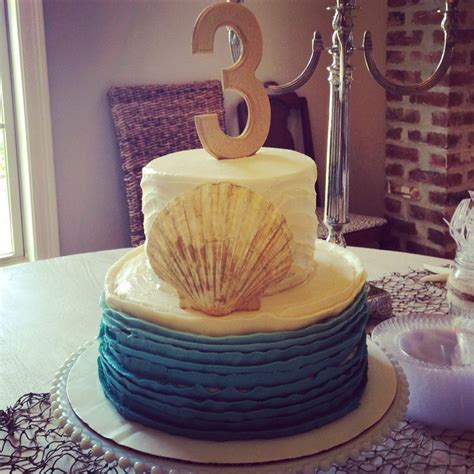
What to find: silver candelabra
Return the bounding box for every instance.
[227,0,459,246]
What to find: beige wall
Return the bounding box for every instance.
[43,0,387,255]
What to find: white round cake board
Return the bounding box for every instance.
[62,340,400,466]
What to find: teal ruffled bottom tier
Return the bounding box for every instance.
[97,289,369,441]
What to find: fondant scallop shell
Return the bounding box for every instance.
[146,183,294,316]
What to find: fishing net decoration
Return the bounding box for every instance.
[1,270,472,473]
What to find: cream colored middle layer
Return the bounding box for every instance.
[141,147,317,294]
[105,240,367,337]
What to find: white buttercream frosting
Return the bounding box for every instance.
[141,147,317,293]
[105,240,367,336]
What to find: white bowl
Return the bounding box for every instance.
[372,314,474,430]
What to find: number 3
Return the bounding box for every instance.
[192,2,270,160]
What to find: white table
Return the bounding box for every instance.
[0,246,449,409]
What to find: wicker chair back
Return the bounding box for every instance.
[109,80,226,246]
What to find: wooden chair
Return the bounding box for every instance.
[108,81,226,246]
[238,86,387,248]
[238,88,321,206]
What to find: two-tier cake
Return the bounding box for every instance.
[97,147,368,441]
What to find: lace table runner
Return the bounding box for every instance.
[1,270,473,473]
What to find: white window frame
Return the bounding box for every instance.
[0,0,23,262]
[6,0,59,263]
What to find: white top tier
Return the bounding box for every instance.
[141,147,318,293]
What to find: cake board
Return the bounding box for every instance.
[50,340,408,473]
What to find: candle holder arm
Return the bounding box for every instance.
[228,28,324,96]
[362,1,458,96]
[265,32,324,96]
[228,27,241,64]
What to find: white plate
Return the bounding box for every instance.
[372,314,474,430]
[50,340,408,473]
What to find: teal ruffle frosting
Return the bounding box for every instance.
[97,289,368,441]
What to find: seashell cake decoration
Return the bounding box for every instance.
[146,183,294,316]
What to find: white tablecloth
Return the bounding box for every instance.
[0,246,449,408]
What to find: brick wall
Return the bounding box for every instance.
[384,0,474,258]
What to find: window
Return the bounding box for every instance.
[0,0,22,263]
[0,0,59,265]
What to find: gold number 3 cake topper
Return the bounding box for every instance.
[192,2,271,160]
